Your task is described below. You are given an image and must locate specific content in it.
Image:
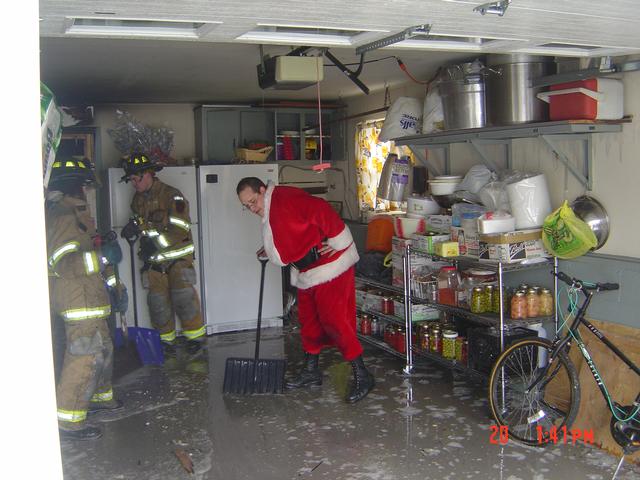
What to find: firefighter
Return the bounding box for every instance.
[120,154,205,356]
[46,158,124,441]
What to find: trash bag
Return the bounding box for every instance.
[379,97,422,141]
[356,252,392,284]
[542,201,597,259]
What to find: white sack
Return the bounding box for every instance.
[379,97,423,141]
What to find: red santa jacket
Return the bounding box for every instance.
[262,183,359,290]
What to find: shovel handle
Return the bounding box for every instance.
[252,259,268,384]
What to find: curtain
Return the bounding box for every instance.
[355,121,412,211]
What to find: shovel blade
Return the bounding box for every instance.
[128,327,165,365]
[223,358,287,395]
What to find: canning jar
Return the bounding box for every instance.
[484,285,495,312]
[430,327,442,354]
[371,317,379,337]
[360,315,372,335]
[437,266,460,306]
[455,336,466,362]
[539,288,554,316]
[442,330,459,359]
[381,297,394,315]
[526,289,540,318]
[470,286,486,313]
[420,331,430,351]
[510,291,527,319]
[396,328,407,353]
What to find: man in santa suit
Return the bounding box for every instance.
[237,177,374,403]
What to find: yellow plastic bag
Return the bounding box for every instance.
[542,201,597,259]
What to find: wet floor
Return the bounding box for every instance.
[59,326,640,480]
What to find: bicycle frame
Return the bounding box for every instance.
[549,288,640,419]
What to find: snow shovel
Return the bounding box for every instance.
[223,258,286,394]
[120,232,165,366]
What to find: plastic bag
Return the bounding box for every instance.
[379,97,422,141]
[108,110,175,165]
[542,201,597,259]
[422,87,444,134]
[41,82,63,188]
[456,164,495,195]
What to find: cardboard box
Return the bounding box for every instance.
[393,299,441,321]
[410,233,451,254]
[464,230,480,258]
[479,229,549,263]
[434,241,459,257]
[391,236,413,255]
[426,215,452,233]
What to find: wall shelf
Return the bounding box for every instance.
[393,119,627,190]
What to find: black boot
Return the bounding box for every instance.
[59,425,103,441]
[346,356,375,404]
[285,353,322,389]
[88,399,124,418]
[185,339,203,355]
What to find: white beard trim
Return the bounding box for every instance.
[291,243,359,290]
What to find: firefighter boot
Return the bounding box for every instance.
[88,399,124,418]
[59,425,103,441]
[185,339,203,355]
[285,353,322,389]
[346,356,375,404]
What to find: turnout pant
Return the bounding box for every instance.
[56,317,114,429]
[145,259,204,343]
[296,266,363,361]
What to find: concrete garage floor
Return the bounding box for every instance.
[59,326,640,480]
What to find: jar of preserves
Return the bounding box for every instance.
[396,328,406,354]
[455,336,466,363]
[526,289,540,318]
[384,324,394,345]
[430,326,442,354]
[442,330,458,359]
[484,285,494,312]
[420,331,430,351]
[491,286,502,314]
[360,315,372,335]
[381,297,394,315]
[437,266,460,306]
[510,291,527,319]
[539,288,554,316]
[470,286,487,313]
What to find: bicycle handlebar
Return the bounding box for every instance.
[552,270,619,292]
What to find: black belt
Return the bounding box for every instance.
[149,261,176,274]
[291,247,320,270]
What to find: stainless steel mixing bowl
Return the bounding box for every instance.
[570,195,610,250]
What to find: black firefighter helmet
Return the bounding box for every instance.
[120,153,163,182]
[47,157,96,196]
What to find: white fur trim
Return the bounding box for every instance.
[327,226,353,251]
[261,183,286,266]
[291,243,359,290]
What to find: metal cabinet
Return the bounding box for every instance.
[195,105,345,164]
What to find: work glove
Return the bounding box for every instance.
[108,284,129,314]
[101,240,123,265]
[139,236,158,262]
[121,218,141,242]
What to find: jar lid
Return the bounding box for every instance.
[466,269,495,276]
[541,288,551,294]
[443,330,459,338]
[514,291,526,297]
[472,286,484,292]
[527,289,538,294]
[485,285,494,290]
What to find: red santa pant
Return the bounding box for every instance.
[296,266,363,361]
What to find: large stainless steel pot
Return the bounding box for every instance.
[486,54,555,126]
[438,74,486,130]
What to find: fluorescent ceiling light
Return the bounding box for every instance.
[236,24,387,47]
[64,17,221,38]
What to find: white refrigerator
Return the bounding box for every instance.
[107,164,283,335]
[197,164,282,333]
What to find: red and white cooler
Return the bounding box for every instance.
[537,78,623,121]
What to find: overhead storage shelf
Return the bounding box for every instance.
[393,119,629,190]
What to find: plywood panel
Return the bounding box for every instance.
[570,318,640,462]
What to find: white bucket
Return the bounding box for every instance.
[506,174,552,229]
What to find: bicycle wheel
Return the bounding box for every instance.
[488,338,581,446]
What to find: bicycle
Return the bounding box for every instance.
[488,271,640,453]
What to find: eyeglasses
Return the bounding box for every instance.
[241,195,259,211]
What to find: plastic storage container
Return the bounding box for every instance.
[366,216,395,253]
[537,78,623,121]
[437,266,460,306]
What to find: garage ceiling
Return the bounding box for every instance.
[39,0,640,104]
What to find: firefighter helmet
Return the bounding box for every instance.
[48,157,96,191]
[120,154,163,182]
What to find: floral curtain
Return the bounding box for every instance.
[355,120,412,211]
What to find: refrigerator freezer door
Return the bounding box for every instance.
[198,164,283,333]
[107,167,203,332]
